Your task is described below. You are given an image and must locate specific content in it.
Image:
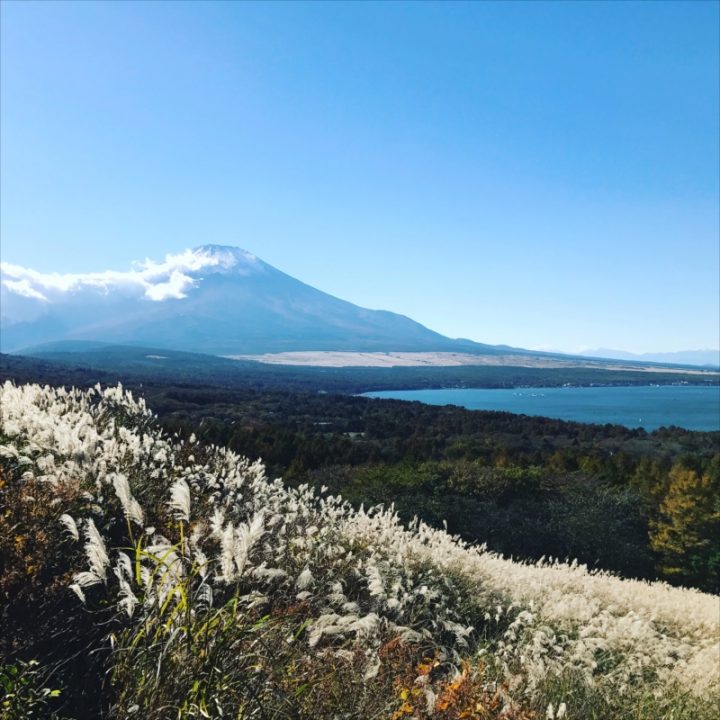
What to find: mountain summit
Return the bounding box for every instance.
[0,245,489,355]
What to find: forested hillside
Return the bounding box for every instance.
[2,355,718,592]
[1,382,718,719]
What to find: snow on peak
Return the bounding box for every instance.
[0,245,263,304]
[194,244,256,261]
[190,245,264,274]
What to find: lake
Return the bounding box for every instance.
[362,385,720,432]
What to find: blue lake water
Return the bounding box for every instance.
[362,385,720,432]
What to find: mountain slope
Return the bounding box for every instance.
[0,245,500,355]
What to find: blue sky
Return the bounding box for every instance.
[1,0,718,353]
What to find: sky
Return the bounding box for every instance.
[1,0,718,354]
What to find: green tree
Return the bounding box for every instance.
[650,461,720,591]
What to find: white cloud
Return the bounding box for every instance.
[0,247,237,303]
[144,269,197,301]
[2,278,49,301]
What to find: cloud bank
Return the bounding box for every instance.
[0,247,246,303]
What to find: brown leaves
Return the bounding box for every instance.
[391,655,536,720]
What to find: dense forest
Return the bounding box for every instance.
[2,352,718,592]
[147,385,720,592]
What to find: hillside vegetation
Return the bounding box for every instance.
[1,381,718,719]
[2,353,719,593]
[150,385,720,592]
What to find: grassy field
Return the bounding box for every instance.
[1,381,718,719]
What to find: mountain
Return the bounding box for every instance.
[582,348,720,368]
[0,245,505,355]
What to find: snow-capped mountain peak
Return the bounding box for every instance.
[0,245,478,355]
[188,245,266,276]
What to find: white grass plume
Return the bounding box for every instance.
[296,567,314,590]
[112,473,144,526]
[69,583,86,603]
[232,511,265,579]
[59,513,79,541]
[168,478,191,521]
[83,518,109,584]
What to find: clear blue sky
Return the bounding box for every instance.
[1,0,718,353]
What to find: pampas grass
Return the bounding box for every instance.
[1,380,718,719]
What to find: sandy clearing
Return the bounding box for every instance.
[224,351,719,376]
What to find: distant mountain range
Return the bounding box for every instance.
[581,349,720,368]
[0,245,511,355]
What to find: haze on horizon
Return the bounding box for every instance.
[1,1,718,355]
